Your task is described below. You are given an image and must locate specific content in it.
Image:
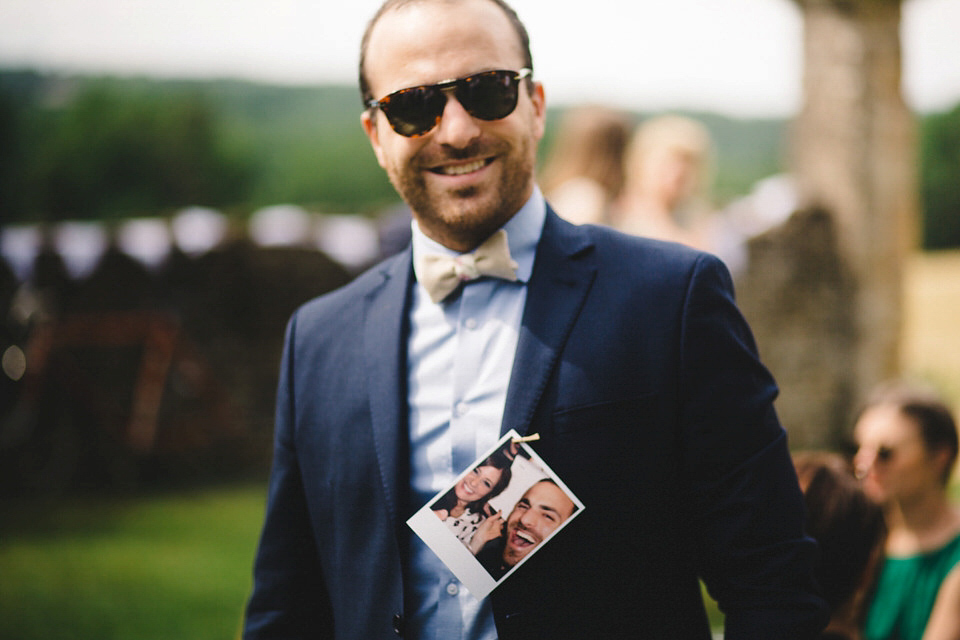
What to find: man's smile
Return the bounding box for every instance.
[429,157,494,176]
[509,527,536,548]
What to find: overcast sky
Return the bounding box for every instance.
[1,0,958,118]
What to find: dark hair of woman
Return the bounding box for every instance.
[433,451,513,515]
[794,451,886,639]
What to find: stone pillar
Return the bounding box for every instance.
[739,207,858,450]
[742,0,917,449]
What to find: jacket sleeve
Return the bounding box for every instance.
[677,253,829,640]
[243,312,335,639]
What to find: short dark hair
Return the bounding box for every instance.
[526,478,578,515]
[861,381,959,486]
[358,0,534,106]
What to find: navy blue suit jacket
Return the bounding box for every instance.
[244,209,828,639]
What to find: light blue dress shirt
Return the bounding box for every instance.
[404,189,546,640]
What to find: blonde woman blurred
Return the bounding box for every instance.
[613,114,714,249]
[539,105,632,226]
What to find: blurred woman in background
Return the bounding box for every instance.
[612,114,714,249]
[854,382,960,640]
[539,105,632,226]
[794,451,886,640]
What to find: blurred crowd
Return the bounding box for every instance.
[1,205,383,285]
[539,105,796,277]
[0,205,390,493]
[791,382,960,640]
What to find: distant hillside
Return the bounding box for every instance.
[7,71,958,251]
[0,71,791,222]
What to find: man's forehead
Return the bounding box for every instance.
[364,0,524,92]
[526,483,572,510]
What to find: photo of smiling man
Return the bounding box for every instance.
[475,478,577,580]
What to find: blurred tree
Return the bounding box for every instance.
[208,82,397,212]
[757,0,917,448]
[0,87,28,216]
[26,82,254,221]
[920,104,960,250]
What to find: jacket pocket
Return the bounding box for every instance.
[550,391,659,435]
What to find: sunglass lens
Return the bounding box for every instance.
[378,70,522,136]
[384,85,445,137]
[458,71,519,121]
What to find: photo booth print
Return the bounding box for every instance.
[407,430,585,599]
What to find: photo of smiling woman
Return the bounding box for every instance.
[432,450,513,552]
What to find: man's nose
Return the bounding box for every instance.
[432,92,482,146]
[518,510,537,528]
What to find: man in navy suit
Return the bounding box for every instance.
[243,0,829,638]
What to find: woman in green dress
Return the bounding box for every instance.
[854,382,960,640]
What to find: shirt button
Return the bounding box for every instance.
[455,402,468,417]
[392,613,404,635]
[446,582,459,596]
[464,317,478,330]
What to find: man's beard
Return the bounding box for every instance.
[388,135,535,247]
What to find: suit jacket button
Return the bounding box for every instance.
[392,613,404,636]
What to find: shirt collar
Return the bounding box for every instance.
[410,186,545,285]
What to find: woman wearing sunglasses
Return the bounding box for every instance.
[853,382,960,640]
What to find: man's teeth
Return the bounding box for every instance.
[515,530,535,544]
[439,159,486,175]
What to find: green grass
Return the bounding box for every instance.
[0,485,266,640]
[0,482,726,637]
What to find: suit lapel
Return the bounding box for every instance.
[361,214,596,514]
[363,248,414,527]
[501,210,596,437]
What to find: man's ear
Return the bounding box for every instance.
[361,109,388,169]
[529,82,547,142]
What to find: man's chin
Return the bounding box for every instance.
[502,551,524,569]
[505,532,538,558]
[437,192,500,223]
[423,205,511,246]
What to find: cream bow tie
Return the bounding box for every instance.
[416,229,519,303]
